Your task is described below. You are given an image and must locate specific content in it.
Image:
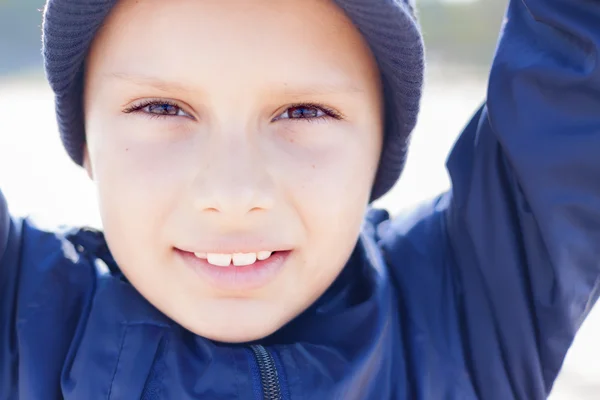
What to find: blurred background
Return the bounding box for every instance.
[0,0,598,398]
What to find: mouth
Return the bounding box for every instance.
[192,250,277,267]
[175,248,292,292]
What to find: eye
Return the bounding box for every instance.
[145,103,184,116]
[273,103,343,122]
[123,99,192,118]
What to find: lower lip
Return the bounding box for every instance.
[176,249,291,291]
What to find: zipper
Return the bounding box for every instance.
[249,344,283,400]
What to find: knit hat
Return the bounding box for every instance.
[42,0,424,200]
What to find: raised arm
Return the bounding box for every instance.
[445,0,600,397]
[0,190,20,398]
[0,191,9,260]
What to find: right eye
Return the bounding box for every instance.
[123,99,191,118]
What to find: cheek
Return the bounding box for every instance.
[275,125,377,281]
[275,124,379,209]
[88,116,194,193]
[87,125,193,259]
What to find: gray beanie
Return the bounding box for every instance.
[42,0,424,201]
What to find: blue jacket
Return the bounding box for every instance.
[2,0,600,398]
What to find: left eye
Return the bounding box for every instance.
[124,100,190,117]
[273,102,348,123]
[143,102,187,116]
[277,105,326,120]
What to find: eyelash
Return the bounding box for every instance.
[276,103,344,122]
[123,99,187,120]
[122,100,344,122]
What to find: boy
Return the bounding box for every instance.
[1,0,599,398]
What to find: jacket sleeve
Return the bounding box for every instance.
[444,0,600,397]
[0,191,9,265]
[0,190,20,398]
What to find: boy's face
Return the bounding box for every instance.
[84,0,383,342]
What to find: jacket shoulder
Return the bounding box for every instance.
[375,195,458,319]
[18,221,104,304]
[375,195,462,340]
[373,197,475,393]
[376,195,452,272]
[0,193,109,397]
[13,221,111,395]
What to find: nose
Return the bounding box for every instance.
[191,137,276,219]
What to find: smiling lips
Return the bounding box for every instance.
[178,247,291,291]
[194,251,274,267]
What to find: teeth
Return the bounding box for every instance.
[206,253,232,267]
[257,251,272,261]
[199,251,275,266]
[232,253,257,266]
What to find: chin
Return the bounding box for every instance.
[206,329,274,344]
[187,318,282,344]
[174,299,291,344]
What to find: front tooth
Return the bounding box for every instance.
[232,253,257,266]
[194,252,207,259]
[257,251,272,261]
[207,253,232,267]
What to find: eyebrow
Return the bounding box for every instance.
[279,82,366,97]
[105,72,193,93]
[105,72,366,96]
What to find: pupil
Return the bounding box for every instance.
[149,104,177,115]
[290,106,317,118]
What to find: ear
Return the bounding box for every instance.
[83,145,94,180]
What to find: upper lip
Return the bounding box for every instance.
[176,238,294,254]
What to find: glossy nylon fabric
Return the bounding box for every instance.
[3,0,600,398]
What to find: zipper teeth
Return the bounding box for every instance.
[250,345,282,400]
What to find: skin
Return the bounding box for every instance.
[83,0,384,343]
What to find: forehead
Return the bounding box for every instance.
[86,0,380,91]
